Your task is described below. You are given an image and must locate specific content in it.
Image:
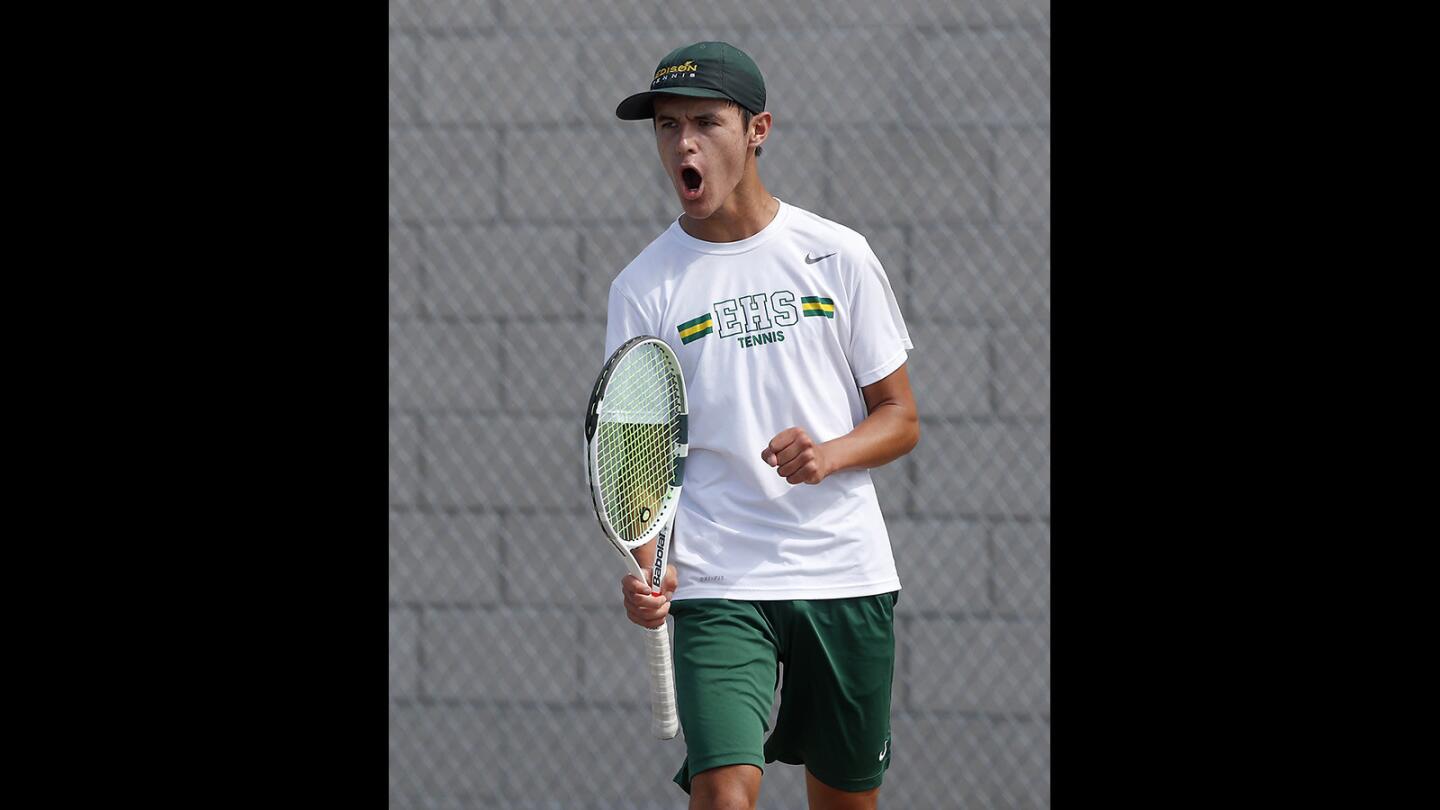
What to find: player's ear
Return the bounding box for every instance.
[749,111,772,150]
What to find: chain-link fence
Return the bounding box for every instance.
[390,2,1049,807]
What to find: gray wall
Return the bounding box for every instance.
[390,1,1049,807]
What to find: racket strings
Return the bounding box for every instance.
[595,344,683,544]
[598,435,671,540]
[600,349,675,536]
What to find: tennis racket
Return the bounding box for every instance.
[584,335,688,740]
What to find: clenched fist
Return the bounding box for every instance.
[761,427,833,485]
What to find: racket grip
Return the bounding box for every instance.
[643,624,680,740]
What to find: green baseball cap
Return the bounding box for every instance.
[615,41,766,121]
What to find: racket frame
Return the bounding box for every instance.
[584,335,689,740]
[585,335,689,593]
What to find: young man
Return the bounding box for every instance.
[605,41,918,810]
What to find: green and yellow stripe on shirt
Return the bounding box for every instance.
[801,296,835,318]
[677,312,714,344]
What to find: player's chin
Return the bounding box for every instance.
[675,182,717,215]
[677,192,715,219]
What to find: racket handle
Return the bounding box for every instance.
[643,624,680,739]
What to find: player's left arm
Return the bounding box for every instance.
[762,363,919,485]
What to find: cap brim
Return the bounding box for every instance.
[615,87,735,120]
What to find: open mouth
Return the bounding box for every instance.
[680,166,703,200]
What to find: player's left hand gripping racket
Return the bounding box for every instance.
[585,335,688,740]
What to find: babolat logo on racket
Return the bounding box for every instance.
[651,533,667,589]
[639,506,651,524]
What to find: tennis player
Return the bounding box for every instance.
[605,41,918,810]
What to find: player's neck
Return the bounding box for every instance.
[678,168,778,244]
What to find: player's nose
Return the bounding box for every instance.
[677,127,699,153]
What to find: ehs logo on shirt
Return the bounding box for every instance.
[677,289,836,349]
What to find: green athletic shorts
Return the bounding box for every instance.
[669,591,898,794]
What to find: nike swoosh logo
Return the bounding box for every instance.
[878,739,889,761]
[804,252,837,264]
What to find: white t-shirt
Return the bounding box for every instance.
[603,200,912,601]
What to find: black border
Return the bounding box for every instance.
[113,5,385,802]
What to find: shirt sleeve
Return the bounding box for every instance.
[844,239,913,388]
[603,281,652,361]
